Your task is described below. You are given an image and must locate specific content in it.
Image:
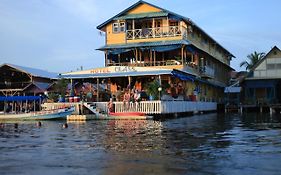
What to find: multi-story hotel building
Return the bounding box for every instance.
[63,1,235,114]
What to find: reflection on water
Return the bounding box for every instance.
[1,113,281,175]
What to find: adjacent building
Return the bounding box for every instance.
[242,46,281,105]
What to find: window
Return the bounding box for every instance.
[113,22,126,33]
[120,22,125,32]
[267,64,275,69]
[113,23,119,33]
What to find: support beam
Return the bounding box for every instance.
[154,51,156,66]
[181,45,184,65]
[97,78,99,102]
[105,51,108,66]
[132,19,135,39]
[118,54,121,65]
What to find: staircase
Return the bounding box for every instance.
[83,102,107,116]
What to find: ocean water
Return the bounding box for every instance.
[1,113,281,175]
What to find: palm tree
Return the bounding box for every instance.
[240,51,265,71]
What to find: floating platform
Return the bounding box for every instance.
[67,114,153,121]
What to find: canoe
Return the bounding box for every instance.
[0,107,74,121]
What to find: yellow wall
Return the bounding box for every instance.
[126,4,161,14]
[106,23,126,45]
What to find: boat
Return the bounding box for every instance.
[0,107,74,121]
[107,111,152,120]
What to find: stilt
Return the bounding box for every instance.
[239,106,243,114]
[260,106,263,113]
[270,107,274,115]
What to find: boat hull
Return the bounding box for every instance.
[0,108,74,121]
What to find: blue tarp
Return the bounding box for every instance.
[0,96,43,102]
[172,70,195,81]
[152,45,181,52]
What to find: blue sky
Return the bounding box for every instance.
[0,0,280,73]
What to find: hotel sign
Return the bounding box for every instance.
[114,66,137,72]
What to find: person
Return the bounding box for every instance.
[133,89,141,109]
[171,83,178,98]
[107,98,114,113]
[123,90,130,110]
[62,123,68,128]
[135,80,142,91]
[37,121,42,128]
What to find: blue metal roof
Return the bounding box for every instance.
[1,63,58,79]
[98,40,189,50]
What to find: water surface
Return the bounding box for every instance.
[1,113,281,175]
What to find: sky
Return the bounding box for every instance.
[0,0,280,73]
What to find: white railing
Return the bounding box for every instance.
[126,26,185,40]
[160,101,217,114]
[44,101,217,115]
[113,101,161,114]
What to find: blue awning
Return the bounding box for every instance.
[108,48,133,55]
[172,70,195,81]
[152,45,181,52]
[245,80,277,88]
[0,96,43,102]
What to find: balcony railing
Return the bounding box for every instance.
[126,26,185,40]
[107,60,182,67]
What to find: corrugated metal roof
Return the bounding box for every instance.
[114,11,168,20]
[33,82,52,90]
[1,63,58,79]
[98,40,189,50]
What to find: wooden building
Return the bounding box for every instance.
[61,1,235,114]
[0,63,57,96]
[242,46,281,105]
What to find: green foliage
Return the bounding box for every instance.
[240,51,265,71]
[48,92,59,102]
[145,79,160,100]
[54,78,69,98]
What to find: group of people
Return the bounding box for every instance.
[107,88,142,112]
[123,89,141,110]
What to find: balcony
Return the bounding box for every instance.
[107,60,183,67]
[200,66,215,78]
[126,26,186,40]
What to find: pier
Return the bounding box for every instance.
[42,101,217,120]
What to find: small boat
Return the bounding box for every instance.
[107,112,152,120]
[0,107,74,121]
[108,112,146,117]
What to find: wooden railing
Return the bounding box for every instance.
[126,26,186,40]
[107,60,182,67]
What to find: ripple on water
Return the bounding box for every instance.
[1,114,281,175]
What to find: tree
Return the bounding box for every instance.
[145,79,161,100]
[240,51,265,71]
[47,78,69,102]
